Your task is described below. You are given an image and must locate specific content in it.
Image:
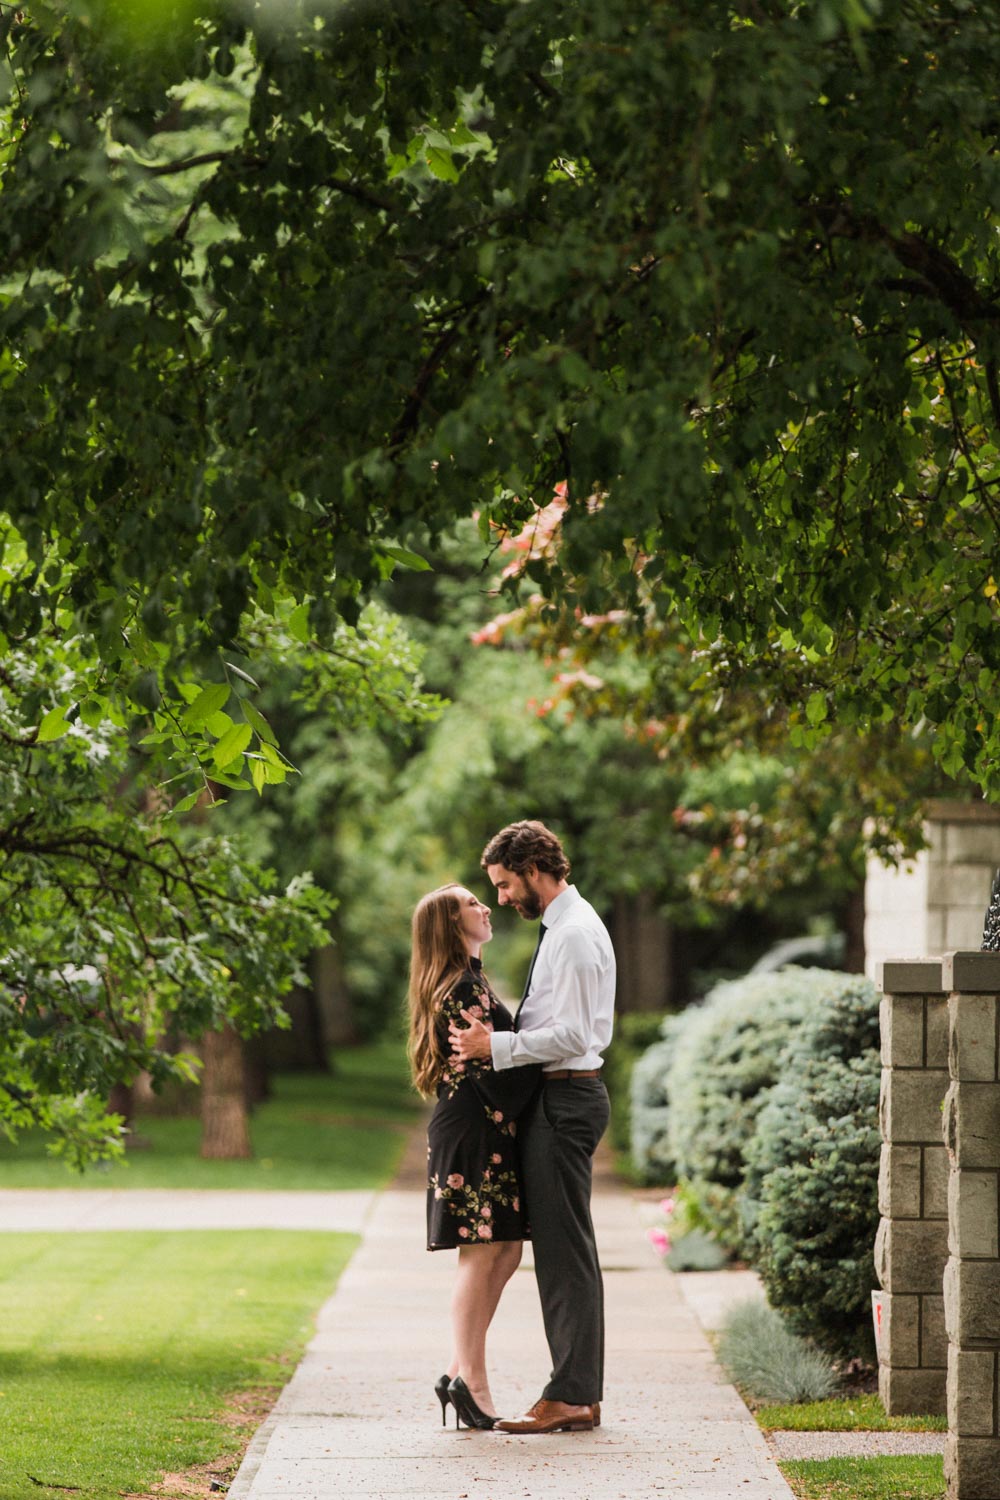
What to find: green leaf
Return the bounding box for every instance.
[79,698,105,728]
[242,699,278,746]
[288,604,310,644]
[425,147,459,183]
[205,711,234,739]
[382,545,432,572]
[224,661,261,689]
[806,692,828,727]
[173,790,203,814]
[250,756,266,794]
[182,683,231,728]
[212,721,253,769]
[37,706,70,742]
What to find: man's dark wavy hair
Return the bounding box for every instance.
[480,820,571,881]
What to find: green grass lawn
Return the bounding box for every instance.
[0,1038,423,1189]
[780,1456,945,1499]
[757,1395,948,1432]
[0,1230,357,1500]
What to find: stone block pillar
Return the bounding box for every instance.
[875,958,950,1414]
[942,951,1000,1500]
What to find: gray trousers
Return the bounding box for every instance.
[520,1078,610,1405]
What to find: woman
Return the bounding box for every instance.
[408,883,540,1431]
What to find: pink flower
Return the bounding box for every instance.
[508,1122,517,1136]
[447,1173,465,1189]
[659,1196,676,1216]
[480,1204,492,1219]
[467,1005,483,1019]
[491,1153,502,1164]
[647,1227,671,1256]
[458,1227,469,1238]
[477,1223,493,1240]
[512,1198,520,1212]
[434,1187,444,1199]
[492,1111,504,1123]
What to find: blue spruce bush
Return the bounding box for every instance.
[742,975,880,1357]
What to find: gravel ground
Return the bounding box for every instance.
[767,1430,945,1460]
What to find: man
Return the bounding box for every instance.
[449,819,616,1434]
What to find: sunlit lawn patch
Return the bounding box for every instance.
[0,1230,356,1500]
[757,1395,947,1432]
[780,1455,945,1499]
[0,1037,421,1189]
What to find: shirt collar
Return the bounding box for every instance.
[540,884,579,929]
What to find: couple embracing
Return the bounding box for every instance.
[407,820,616,1434]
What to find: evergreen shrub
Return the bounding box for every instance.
[604,1010,673,1155]
[742,975,881,1357]
[666,971,823,1246]
[629,1010,690,1184]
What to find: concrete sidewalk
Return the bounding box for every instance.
[227,1176,795,1500]
[0,1188,376,1234]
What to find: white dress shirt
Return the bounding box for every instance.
[490,885,616,1073]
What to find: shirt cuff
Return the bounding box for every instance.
[490,1029,515,1071]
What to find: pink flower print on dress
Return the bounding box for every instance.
[458,1227,470,1238]
[446,1173,465,1189]
[492,1111,504,1123]
[477,1223,493,1240]
[512,1198,520,1212]
[480,1204,492,1219]
[491,1153,502,1164]
[434,1187,444,1199]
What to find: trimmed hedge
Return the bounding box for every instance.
[742,976,881,1357]
[604,1010,673,1156]
[666,971,823,1246]
[631,966,882,1358]
[629,1011,689,1184]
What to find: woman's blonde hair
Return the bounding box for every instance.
[407,883,471,1097]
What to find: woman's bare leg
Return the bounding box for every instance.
[450,1239,523,1415]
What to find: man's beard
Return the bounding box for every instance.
[515,887,543,920]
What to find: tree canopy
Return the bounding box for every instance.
[4,0,1000,793]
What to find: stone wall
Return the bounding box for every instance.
[942,951,1000,1500]
[866,802,1000,981]
[875,959,950,1414]
[878,950,1000,1498]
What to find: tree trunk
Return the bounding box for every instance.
[842,883,867,974]
[107,1080,134,1129]
[200,1024,252,1159]
[609,892,675,1011]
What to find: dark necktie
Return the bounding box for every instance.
[514,923,546,1032]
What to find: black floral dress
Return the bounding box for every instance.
[427,960,540,1250]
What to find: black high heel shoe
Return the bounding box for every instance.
[447,1375,497,1431]
[434,1373,452,1426]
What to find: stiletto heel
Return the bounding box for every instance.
[434,1372,451,1426]
[448,1375,497,1431]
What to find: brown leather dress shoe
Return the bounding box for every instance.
[495,1398,594,1434]
[593,1402,601,1428]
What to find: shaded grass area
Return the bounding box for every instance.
[0,1230,356,1500]
[0,1038,423,1189]
[780,1455,945,1499]
[757,1395,948,1432]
